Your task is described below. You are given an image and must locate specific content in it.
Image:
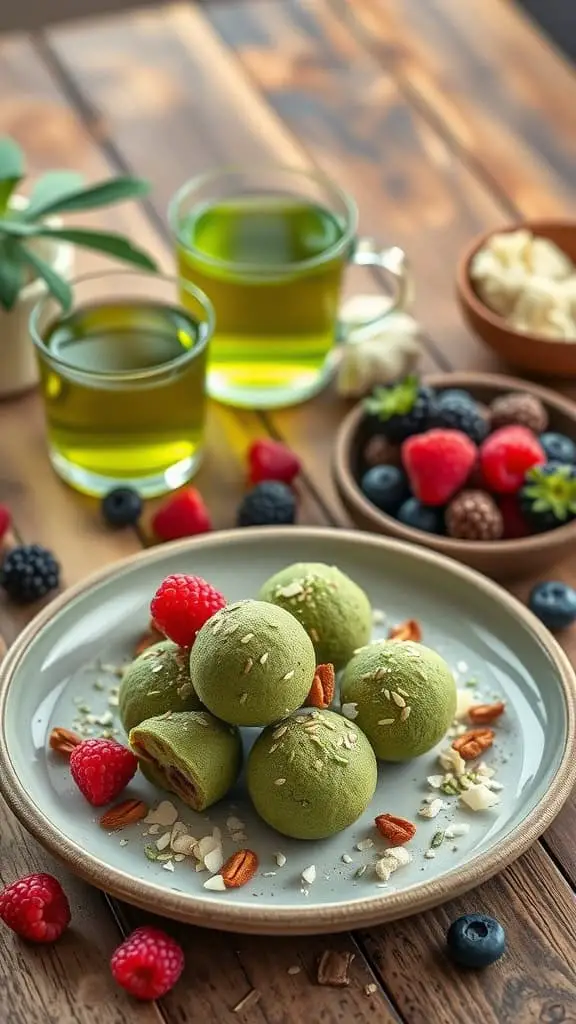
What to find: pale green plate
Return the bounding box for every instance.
[0,528,574,935]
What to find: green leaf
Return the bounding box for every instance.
[37,226,158,272]
[0,238,23,310]
[21,244,72,312]
[22,176,151,218]
[364,375,419,420]
[0,137,25,214]
[0,218,37,236]
[24,170,85,219]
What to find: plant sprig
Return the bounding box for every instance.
[0,136,158,311]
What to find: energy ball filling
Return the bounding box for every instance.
[129,710,242,811]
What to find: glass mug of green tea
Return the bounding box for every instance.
[30,271,214,497]
[170,166,411,409]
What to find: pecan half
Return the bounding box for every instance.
[317,949,355,987]
[374,813,417,846]
[220,849,259,888]
[388,619,422,643]
[134,621,164,656]
[305,663,336,709]
[468,701,506,725]
[99,799,148,831]
[452,728,494,761]
[49,726,82,758]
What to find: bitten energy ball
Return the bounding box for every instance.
[119,640,202,734]
[129,711,242,811]
[258,562,372,670]
[189,600,316,727]
[247,709,378,839]
[340,640,456,761]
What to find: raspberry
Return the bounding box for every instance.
[70,738,138,806]
[401,429,477,506]
[248,439,301,485]
[480,426,545,494]
[0,505,11,543]
[150,573,226,647]
[152,488,212,542]
[111,925,184,1000]
[0,873,70,943]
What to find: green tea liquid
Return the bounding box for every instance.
[177,194,348,407]
[38,301,207,497]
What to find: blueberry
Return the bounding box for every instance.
[437,388,476,408]
[447,913,506,968]
[539,431,576,464]
[360,465,409,514]
[237,481,296,527]
[396,497,444,534]
[102,487,143,527]
[528,580,576,630]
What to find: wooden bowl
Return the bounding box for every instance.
[457,221,576,377]
[333,372,576,580]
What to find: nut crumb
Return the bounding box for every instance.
[275,851,287,867]
[317,949,355,987]
[287,965,301,976]
[364,983,378,996]
[232,989,261,1014]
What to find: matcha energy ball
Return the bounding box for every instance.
[340,640,456,761]
[247,708,377,839]
[119,640,202,734]
[130,710,242,811]
[190,600,316,727]
[258,562,372,669]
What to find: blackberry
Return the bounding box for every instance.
[520,462,576,532]
[237,481,296,527]
[437,388,475,408]
[1,544,60,603]
[102,487,143,527]
[364,375,436,443]
[434,395,488,444]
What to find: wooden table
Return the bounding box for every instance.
[1,2,575,1021]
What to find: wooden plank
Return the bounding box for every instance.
[360,844,576,1024]
[345,0,576,217]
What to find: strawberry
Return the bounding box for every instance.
[401,429,477,506]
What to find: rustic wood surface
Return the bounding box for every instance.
[0,1,575,1021]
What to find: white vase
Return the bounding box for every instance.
[0,197,74,399]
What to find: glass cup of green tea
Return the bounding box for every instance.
[170,166,411,409]
[30,270,215,498]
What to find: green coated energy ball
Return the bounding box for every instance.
[189,600,316,727]
[340,640,456,761]
[247,708,377,839]
[258,562,372,670]
[119,640,202,734]
[130,710,242,811]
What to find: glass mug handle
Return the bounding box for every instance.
[338,238,413,342]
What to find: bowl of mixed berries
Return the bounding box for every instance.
[333,372,576,579]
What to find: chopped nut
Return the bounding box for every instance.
[221,849,259,888]
[232,989,261,1014]
[355,838,374,852]
[204,847,225,874]
[418,798,444,819]
[342,853,353,864]
[287,965,301,976]
[317,950,355,987]
[275,852,287,867]
[452,728,495,761]
[364,983,378,996]
[301,865,316,885]
[99,799,148,831]
[49,726,82,758]
[341,703,358,720]
[468,701,506,725]
[388,618,422,642]
[438,746,466,777]
[459,783,500,811]
[305,663,336,709]
[203,874,226,891]
[143,800,179,827]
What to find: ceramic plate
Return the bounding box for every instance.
[0,528,574,935]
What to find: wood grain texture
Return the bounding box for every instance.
[345,0,576,217]
[41,3,576,1022]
